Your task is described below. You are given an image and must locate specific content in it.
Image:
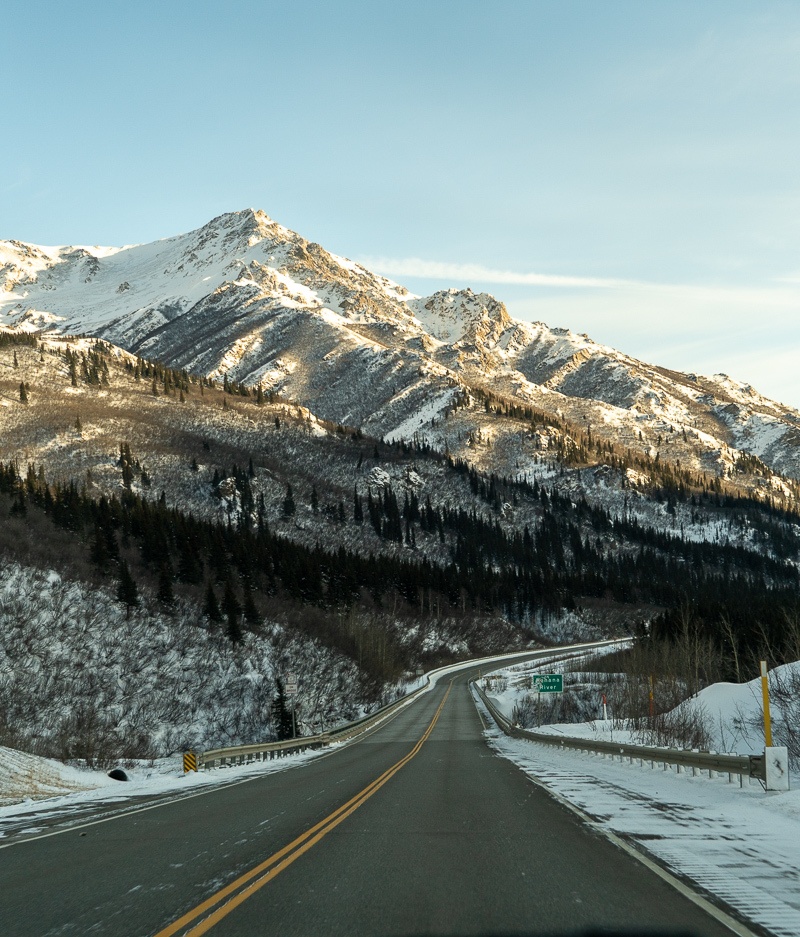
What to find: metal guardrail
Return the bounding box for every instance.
[199,690,423,768]
[198,666,446,769]
[472,680,766,786]
[194,639,626,771]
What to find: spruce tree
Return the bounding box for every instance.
[91,523,109,570]
[157,562,175,607]
[242,582,260,626]
[203,581,223,624]
[222,579,243,643]
[282,484,296,518]
[273,680,294,741]
[310,485,318,514]
[116,561,138,617]
[19,382,27,403]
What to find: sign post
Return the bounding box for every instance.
[760,660,773,748]
[285,673,298,739]
[531,674,563,728]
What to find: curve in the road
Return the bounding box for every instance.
[0,647,747,937]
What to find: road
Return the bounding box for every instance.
[0,655,740,936]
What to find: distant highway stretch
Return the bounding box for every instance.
[0,650,740,936]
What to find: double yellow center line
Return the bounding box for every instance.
[155,682,453,937]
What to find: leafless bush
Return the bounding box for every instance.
[635,701,713,750]
[511,694,536,727]
[737,666,800,769]
[580,614,725,748]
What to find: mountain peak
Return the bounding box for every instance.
[410,288,511,343]
[1,210,800,483]
[196,208,281,245]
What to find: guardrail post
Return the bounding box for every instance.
[764,747,790,791]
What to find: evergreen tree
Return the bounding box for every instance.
[157,562,176,607]
[91,522,110,570]
[310,485,319,514]
[353,486,363,524]
[116,561,138,617]
[242,581,260,625]
[177,539,203,584]
[203,581,223,624]
[9,492,26,517]
[273,679,294,740]
[13,350,18,368]
[222,579,243,643]
[19,382,27,404]
[282,484,296,518]
[119,443,134,489]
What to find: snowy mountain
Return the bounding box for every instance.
[3,208,800,486]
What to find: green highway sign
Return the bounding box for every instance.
[532,673,563,693]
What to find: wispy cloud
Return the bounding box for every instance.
[358,256,634,289]
[361,255,800,310]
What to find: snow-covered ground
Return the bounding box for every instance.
[485,656,800,765]
[0,745,114,806]
[473,680,800,937]
[0,746,329,846]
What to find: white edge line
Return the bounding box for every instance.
[469,685,759,937]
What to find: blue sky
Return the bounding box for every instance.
[5,1,800,406]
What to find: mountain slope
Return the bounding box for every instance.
[3,334,800,762]
[2,209,800,485]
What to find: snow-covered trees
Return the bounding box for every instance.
[0,562,367,763]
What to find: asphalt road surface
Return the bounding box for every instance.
[0,656,741,937]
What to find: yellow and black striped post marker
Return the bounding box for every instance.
[183,751,198,773]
